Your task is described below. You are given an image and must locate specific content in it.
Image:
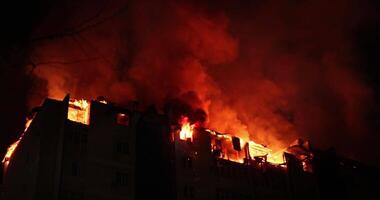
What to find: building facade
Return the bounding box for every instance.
[2,96,136,200]
[1,96,378,200]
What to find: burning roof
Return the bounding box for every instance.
[67,99,91,125]
[3,97,315,172]
[176,116,286,165]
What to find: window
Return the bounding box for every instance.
[184,185,195,199]
[70,192,83,200]
[71,162,78,176]
[115,172,128,186]
[81,133,87,144]
[116,113,129,126]
[115,141,129,155]
[182,156,193,169]
[60,191,84,200]
[216,189,226,200]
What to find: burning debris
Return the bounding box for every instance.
[205,129,286,165]
[286,139,314,172]
[175,114,286,166]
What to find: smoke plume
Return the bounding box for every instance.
[28,0,379,164]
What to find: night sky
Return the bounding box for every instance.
[1,0,380,167]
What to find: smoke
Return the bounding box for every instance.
[29,0,379,163]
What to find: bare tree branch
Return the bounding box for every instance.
[31,4,128,43]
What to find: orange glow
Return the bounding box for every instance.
[99,100,107,104]
[2,141,20,165]
[267,150,286,164]
[206,129,285,165]
[68,99,90,125]
[2,118,34,165]
[179,116,195,142]
[248,141,285,164]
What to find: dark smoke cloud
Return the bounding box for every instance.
[22,0,380,165]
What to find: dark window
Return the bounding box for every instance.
[81,133,87,144]
[71,162,78,176]
[189,186,195,199]
[216,189,226,200]
[184,185,195,199]
[61,191,83,200]
[182,156,193,169]
[115,141,129,155]
[116,113,129,126]
[74,131,80,144]
[70,192,83,200]
[115,172,128,186]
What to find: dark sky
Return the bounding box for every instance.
[1,0,380,167]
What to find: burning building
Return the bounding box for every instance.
[0,95,379,200]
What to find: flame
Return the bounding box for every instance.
[179,116,195,142]
[206,129,285,165]
[67,99,90,124]
[3,98,91,167]
[247,141,285,164]
[267,150,286,164]
[99,100,107,104]
[2,118,33,165]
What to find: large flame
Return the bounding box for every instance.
[206,129,285,165]
[179,116,195,142]
[67,99,90,125]
[2,118,33,165]
[247,141,285,164]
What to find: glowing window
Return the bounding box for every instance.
[116,113,129,126]
[67,99,90,125]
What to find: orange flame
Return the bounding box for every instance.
[2,118,33,165]
[206,129,285,165]
[179,116,195,142]
[67,99,90,125]
[99,100,107,104]
[247,141,285,164]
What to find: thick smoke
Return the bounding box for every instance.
[29,0,378,163]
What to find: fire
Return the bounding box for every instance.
[99,100,107,104]
[179,116,195,142]
[2,141,20,165]
[3,98,91,166]
[67,99,90,125]
[247,141,285,164]
[267,150,286,164]
[2,118,34,165]
[206,129,285,165]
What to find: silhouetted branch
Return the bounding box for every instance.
[31,4,128,43]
